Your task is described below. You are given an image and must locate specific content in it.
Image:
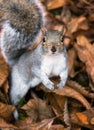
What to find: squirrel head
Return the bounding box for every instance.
[41,27,66,55]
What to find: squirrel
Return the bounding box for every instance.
[0,0,68,119]
[10,28,68,119]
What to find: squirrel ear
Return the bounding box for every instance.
[59,25,67,36]
[41,27,47,35]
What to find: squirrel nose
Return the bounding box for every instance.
[51,46,56,52]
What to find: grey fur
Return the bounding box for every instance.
[0,0,43,65]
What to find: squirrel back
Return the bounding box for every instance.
[0,0,44,66]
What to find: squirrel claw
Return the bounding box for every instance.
[57,83,64,89]
[45,82,54,90]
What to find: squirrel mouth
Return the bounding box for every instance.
[52,52,56,54]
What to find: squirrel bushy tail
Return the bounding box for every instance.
[0,0,44,66]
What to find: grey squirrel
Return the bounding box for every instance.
[0,0,68,119]
[10,28,68,106]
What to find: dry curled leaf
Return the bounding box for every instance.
[49,124,64,130]
[74,35,94,82]
[68,48,77,77]
[0,102,15,121]
[70,108,94,129]
[45,12,64,30]
[47,93,67,122]
[16,117,54,130]
[61,6,71,24]
[76,35,94,55]
[69,16,89,33]
[53,86,91,109]
[76,112,89,125]
[22,98,54,121]
[3,80,9,102]
[0,90,8,103]
[15,117,34,128]
[0,54,9,87]
[47,0,73,10]
[0,118,18,130]
[67,80,94,99]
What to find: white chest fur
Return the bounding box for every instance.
[41,54,67,77]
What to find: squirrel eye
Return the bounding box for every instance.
[61,37,64,42]
[43,37,46,42]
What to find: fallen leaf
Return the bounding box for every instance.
[15,117,34,128]
[76,112,89,125]
[47,0,73,10]
[0,90,8,103]
[76,35,94,55]
[70,107,94,129]
[47,93,67,122]
[53,86,91,109]
[74,35,94,82]
[68,48,77,77]
[16,117,54,130]
[0,53,9,87]
[22,97,54,121]
[0,118,18,130]
[90,117,94,125]
[61,6,71,23]
[69,16,89,33]
[49,124,64,130]
[3,80,9,103]
[67,80,94,99]
[0,102,15,121]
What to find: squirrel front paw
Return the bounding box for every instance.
[45,81,54,90]
[57,82,65,89]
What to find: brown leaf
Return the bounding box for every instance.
[22,98,54,121]
[69,16,89,33]
[47,93,67,122]
[0,90,8,103]
[16,117,54,130]
[45,12,64,30]
[74,35,94,82]
[3,80,9,103]
[0,118,18,130]
[61,6,71,24]
[90,117,94,125]
[0,102,15,121]
[53,86,91,109]
[76,35,94,55]
[80,108,94,126]
[70,107,94,129]
[88,13,94,22]
[76,112,89,125]
[0,53,9,87]
[68,48,77,77]
[47,0,73,10]
[71,126,81,130]
[15,117,34,128]
[67,80,94,99]
[49,124,64,130]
